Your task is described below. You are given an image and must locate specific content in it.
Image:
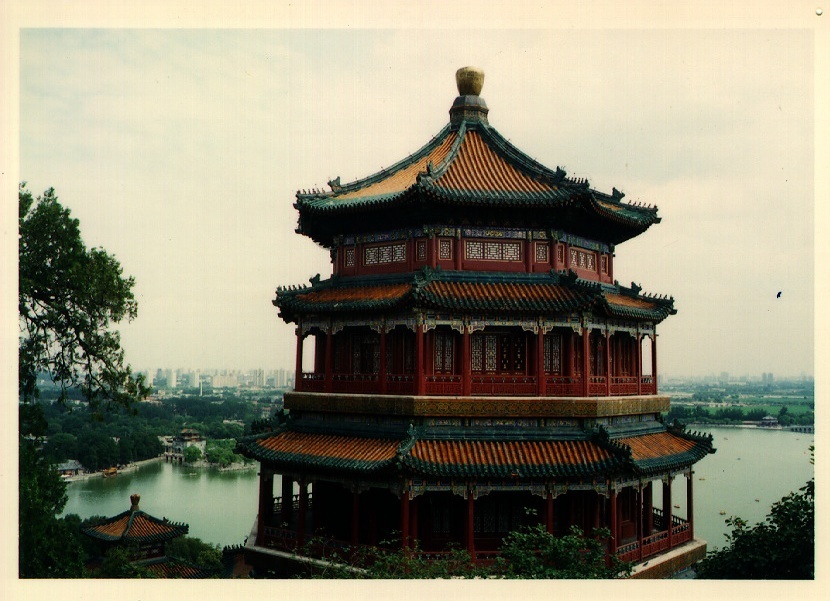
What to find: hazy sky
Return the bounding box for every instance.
[13,15,820,379]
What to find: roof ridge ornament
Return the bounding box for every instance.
[450,67,489,128]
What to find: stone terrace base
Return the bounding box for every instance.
[629,539,707,579]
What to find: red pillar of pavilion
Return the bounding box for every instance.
[379,326,388,394]
[637,483,644,561]
[324,327,333,393]
[295,330,304,391]
[582,329,591,396]
[400,491,410,549]
[663,478,673,548]
[351,491,360,546]
[604,330,611,396]
[687,473,694,540]
[545,491,554,534]
[462,327,472,396]
[416,324,426,395]
[281,476,293,526]
[608,488,618,555]
[466,492,476,559]
[652,334,658,394]
[296,481,308,547]
[536,330,547,397]
[257,471,273,544]
[636,334,643,395]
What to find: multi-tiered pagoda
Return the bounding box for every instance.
[238,67,713,578]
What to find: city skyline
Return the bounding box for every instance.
[9,8,822,382]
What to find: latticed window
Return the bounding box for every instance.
[434,331,455,373]
[466,240,484,260]
[601,255,608,274]
[439,238,453,260]
[536,242,549,263]
[465,240,521,262]
[417,240,427,261]
[544,333,562,374]
[344,247,355,267]
[364,243,406,266]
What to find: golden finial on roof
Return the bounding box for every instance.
[456,67,484,96]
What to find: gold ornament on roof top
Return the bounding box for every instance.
[456,66,484,96]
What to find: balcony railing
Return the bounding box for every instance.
[297,372,658,397]
[259,508,692,567]
[471,376,536,396]
[615,510,691,563]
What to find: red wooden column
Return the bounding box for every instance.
[410,497,419,549]
[663,477,673,548]
[324,327,334,393]
[257,470,273,544]
[637,483,644,560]
[644,481,654,535]
[545,491,554,534]
[416,323,426,395]
[462,327,472,396]
[581,328,591,396]
[651,334,658,394]
[351,491,360,546]
[687,473,694,540]
[297,481,308,547]
[536,329,547,397]
[569,330,576,378]
[466,491,476,558]
[294,329,304,391]
[636,334,643,395]
[608,488,618,555]
[429,236,438,269]
[400,491,410,549]
[454,236,463,270]
[379,326,388,394]
[604,330,611,396]
[280,475,293,526]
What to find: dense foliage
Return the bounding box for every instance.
[18,437,86,577]
[303,526,629,579]
[665,403,814,426]
[18,183,150,411]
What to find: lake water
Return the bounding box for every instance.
[62,427,814,551]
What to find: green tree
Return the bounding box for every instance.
[183,445,203,463]
[166,536,223,573]
[494,525,630,579]
[18,183,149,410]
[18,183,149,578]
[18,438,85,577]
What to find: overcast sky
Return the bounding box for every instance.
[13,13,821,379]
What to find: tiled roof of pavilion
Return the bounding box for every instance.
[139,557,213,579]
[237,423,713,479]
[239,428,403,474]
[81,495,189,544]
[293,73,661,247]
[274,269,676,323]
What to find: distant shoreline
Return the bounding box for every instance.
[63,455,164,482]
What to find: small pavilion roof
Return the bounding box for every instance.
[140,557,213,579]
[81,494,188,544]
[294,71,661,247]
[274,269,675,324]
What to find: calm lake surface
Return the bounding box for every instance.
[62,427,814,551]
